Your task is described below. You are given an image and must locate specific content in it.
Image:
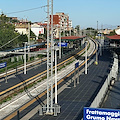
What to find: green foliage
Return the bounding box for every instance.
[30,30,36,39]
[86,27,95,30]
[38,28,47,39]
[109,29,116,36]
[75,25,80,34]
[0,14,28,50]
[86,27,97,36]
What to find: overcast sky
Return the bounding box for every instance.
[0,0,120,29]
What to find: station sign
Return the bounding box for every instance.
[98,33,101,36]
[58,42,67,47]
[0,62,7,69]
[84,107,120,120]
[75,62,79,69]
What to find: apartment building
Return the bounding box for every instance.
[49,12,72,38]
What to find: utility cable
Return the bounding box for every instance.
[5,5,47,15]
[0,34,21,50]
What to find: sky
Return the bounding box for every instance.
[0,0,120,29]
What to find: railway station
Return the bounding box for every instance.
[55,36,86,49]
[0,0,120,120]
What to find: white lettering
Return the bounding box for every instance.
[86,115,105,120]
[85,109,120,118]
[106,116,120,120]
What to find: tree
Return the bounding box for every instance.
[0,14,28,50]
[86,27,97,36]
[75,25,80,35]
[109,29,116,36]
[38,28,47,40]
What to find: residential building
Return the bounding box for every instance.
[31,23,45,40]
[102,29,113,35]
[15,22,29,35]
[49,12,72,38]
[69,20,72,30]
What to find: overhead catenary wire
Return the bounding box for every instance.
[5,5,48,15]
[0,34,21,50]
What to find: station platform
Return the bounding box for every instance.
[26,50,113,120]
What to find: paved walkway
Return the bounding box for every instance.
[102,66,120,109]
[0,39,95,120]
[15,49,113,120]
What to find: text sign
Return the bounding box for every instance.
[75,62,79,69]
[0,62,7,69]
[58,42,67,47]
[98,33,101,36]
[84,107,120,120]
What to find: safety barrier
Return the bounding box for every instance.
[90,52,118,108]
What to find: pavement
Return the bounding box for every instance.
[1,39,115,120]
[0,45,85,93]
[28,50,112,120]
[0,39,95,120]
[8,48,113,120]
[101,65,120,109]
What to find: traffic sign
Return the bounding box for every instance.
[0,62,7,69]
[58,42,67,47]
[84,107,120,120]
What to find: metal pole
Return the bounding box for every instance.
[97,21,98,37]
[55,49,57,104]
[77,68,79,84]
[16,62,17,75]
[17,110,20,120]
[24,42,27,74]
[79,25,80,36]
[95,44,98,64]
[63,16,65,37]
[47,0,50,113]
[59,18,61,59]
[5,66,8,83]
[69,27,71,36]
[100,42,102,56]
[28,22,30,61]
[85,41,87,74]
[50,0,53,113]
[74,69,76,87]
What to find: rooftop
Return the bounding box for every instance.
[55,36,86,41]
[106,35,120,40]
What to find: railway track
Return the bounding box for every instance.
[0,38,97,120]
[0,41,90,102]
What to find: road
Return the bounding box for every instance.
[101,64,120,109]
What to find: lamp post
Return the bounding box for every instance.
[24,42,27,74]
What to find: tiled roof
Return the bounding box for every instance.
[106,35,120,40]
[56,36,86,40]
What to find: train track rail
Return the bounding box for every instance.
[0,42,90,102]
[0,38,98,120]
